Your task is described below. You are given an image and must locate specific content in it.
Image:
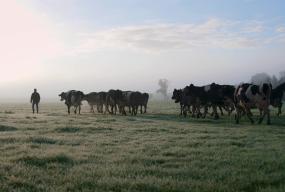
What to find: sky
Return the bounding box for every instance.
[0,0,285,101]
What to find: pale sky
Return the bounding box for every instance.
[0,0,285,101]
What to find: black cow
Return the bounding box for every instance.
[118,91,142,116]
[140,93,149,114]
[59,90,85,114]
[181,83,236,119]
[172,89,184,115]
[271,82,285,116]
[106,89,124,115]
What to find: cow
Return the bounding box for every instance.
[172,89,184,116]
[117,91,143,116]
[271,82,285,116]
[234,83,272,124]
[83,92,99,113]
[183,84,220,119]
[171,89,193,116]
[140,93,149,114]
[83,92,107,113]
[212,84,236,116]
[97,91,107,113]
[180,83,236,119]
[59,90,85,114]
[106,89,124,115]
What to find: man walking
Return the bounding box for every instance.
[31,88,41,114]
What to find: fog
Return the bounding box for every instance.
[0,1,285,102]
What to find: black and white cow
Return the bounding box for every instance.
[234,83,272,124]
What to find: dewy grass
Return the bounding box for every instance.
[0,102,284,192]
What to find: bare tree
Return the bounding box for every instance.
[156,79,169,100]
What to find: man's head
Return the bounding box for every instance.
[34,88,37,92]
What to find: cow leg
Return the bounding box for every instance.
[79,105,81,115]
[132,106,135,116]
[235,106,240,124]
[267,108,271,125]
[131,106,135,115]
[179,104,183,116]
[108,105,114,114]
[212,105,219,120]
[74,106,77,114]
[277,104,282,116]
[228,104,235,116]
[182,105,188,117]
[219,106,224,116]
[67,105,70,114]
[259,109,263,116]
[114,105,117,115]
[135,106,138,115]
[258,107,270,124]
[258,110,267,124]
[122,107,127,116]
[187,105,192,115]
[235,110,240,124]
[140,105,143,114]
[132,106,137,116]
[144,105,147,113]
[245,108,254,124]
[202,106,208,118]
[191,105,196,118]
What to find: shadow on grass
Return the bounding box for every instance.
[55,127,80,133]
[130,113,285,127]
[0,125,18,132]
[17,154,74,168]
[28,137,57,145]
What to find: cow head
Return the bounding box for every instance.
[172,89,182,103]
[59,92,66,101]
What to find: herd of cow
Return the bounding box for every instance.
[58,90,149,116]
[171,82,285,124]
[57,82,285,125]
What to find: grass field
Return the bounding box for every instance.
[0,101,284,192]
